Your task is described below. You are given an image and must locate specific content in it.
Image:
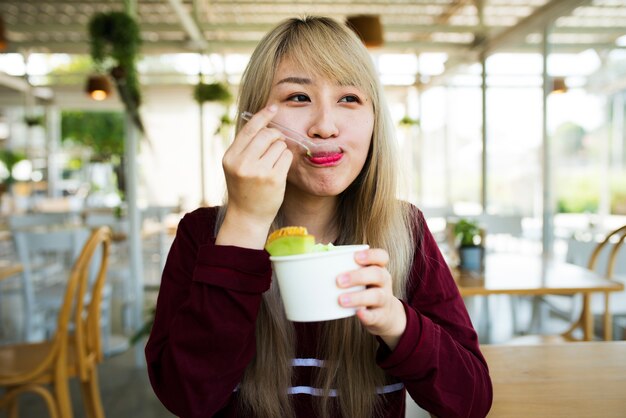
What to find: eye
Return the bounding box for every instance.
[287,94,310,102]
[339,95,361,103]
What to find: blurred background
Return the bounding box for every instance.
[0,1,625,416]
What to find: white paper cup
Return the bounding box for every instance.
[270,244,369,322]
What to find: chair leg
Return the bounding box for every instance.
[8,397,19,418]
[79,368,105,418]
[25,385,60,418]
[54,378,74,418]
[0,385,59,418]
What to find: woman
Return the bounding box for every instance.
[146,16,492,418]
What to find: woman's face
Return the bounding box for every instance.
[266,57,374,198]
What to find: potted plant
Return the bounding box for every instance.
[398,114,420,127]
[88,11,143,131]
[453,218,484,271]
[23,114,46,128]
[193,82,232,104]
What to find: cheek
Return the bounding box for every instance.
[347,114,374,148]
[353,125,373,158]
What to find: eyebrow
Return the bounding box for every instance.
[275,76,312,86]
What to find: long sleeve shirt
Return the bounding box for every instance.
[145,206,492,418]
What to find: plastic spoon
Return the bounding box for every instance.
[241,111,340,157]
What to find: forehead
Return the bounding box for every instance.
[272,56,360,90]
[272,57,318,84]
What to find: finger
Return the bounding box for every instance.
[355,248,389,267]
[272,147,293,176]
[243,127,285,160]
[339,287,386,309]
[231,105,278,153]
[337,266,390,288]
[356,308,377,326]
[228,128,284,175]
[258,140,288,169]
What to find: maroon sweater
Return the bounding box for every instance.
[145,207,492,418]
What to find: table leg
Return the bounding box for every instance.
[481,295,491,343]
[582,294,592,341]
[528,296,548,334]
[604,292,612,341]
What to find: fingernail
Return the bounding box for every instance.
[267,104,277,112]
[338,274,349,286]
[356,251,366,261]
[340,294,351,305]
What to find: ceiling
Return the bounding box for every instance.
[1,0,625,59]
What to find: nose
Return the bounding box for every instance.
[307,108,338,140]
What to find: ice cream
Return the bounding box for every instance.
[266,226,367,321]
[265,226,334,256]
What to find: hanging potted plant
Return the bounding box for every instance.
[23,114,46,128]
[88,12,143,130]
[398,114,420,128]
[454,218,485,271]
[193,82,232,104]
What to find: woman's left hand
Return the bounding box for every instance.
[337,248,407,350]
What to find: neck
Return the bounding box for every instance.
[282,190,338,244]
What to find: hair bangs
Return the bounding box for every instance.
[276,17,374,98]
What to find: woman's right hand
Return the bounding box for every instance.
[216,105,293,249]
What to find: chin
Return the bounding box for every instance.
[287,178,348,197]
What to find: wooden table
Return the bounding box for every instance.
[453,253,624,341]
[483,341,626,417]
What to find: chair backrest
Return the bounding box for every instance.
[53,226,111,379]
[12,226,91,342]
[588,225,626,278]
[84,212,129,235]
[7,212,74,231]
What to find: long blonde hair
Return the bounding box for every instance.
[218,16,416,418]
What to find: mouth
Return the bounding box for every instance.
[308,151,344,166]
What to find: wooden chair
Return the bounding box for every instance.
[0,226,111,418]
[581,224,626,340]
[511,224,626,344]
[11,227,91,342]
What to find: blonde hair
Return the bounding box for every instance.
[219,16,416,418]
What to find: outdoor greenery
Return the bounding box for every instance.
[612,176,626,214]
[555,170,626,215]
[47,55,93,85]
[0,149,26,185]
[61,111,125,160]
[553,122,586,156]
[555,169,600,214]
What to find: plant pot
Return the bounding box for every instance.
[458,246,484,272]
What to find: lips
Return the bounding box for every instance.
[308,152,343,166]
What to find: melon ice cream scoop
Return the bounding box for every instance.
[265,226,334,256]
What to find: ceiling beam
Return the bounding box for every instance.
[165,0,207,51]
[9,22,625,39]
[477,0,593,55]
[434,0,472,25]
[423,0,594,89]
[6,39,621,56]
